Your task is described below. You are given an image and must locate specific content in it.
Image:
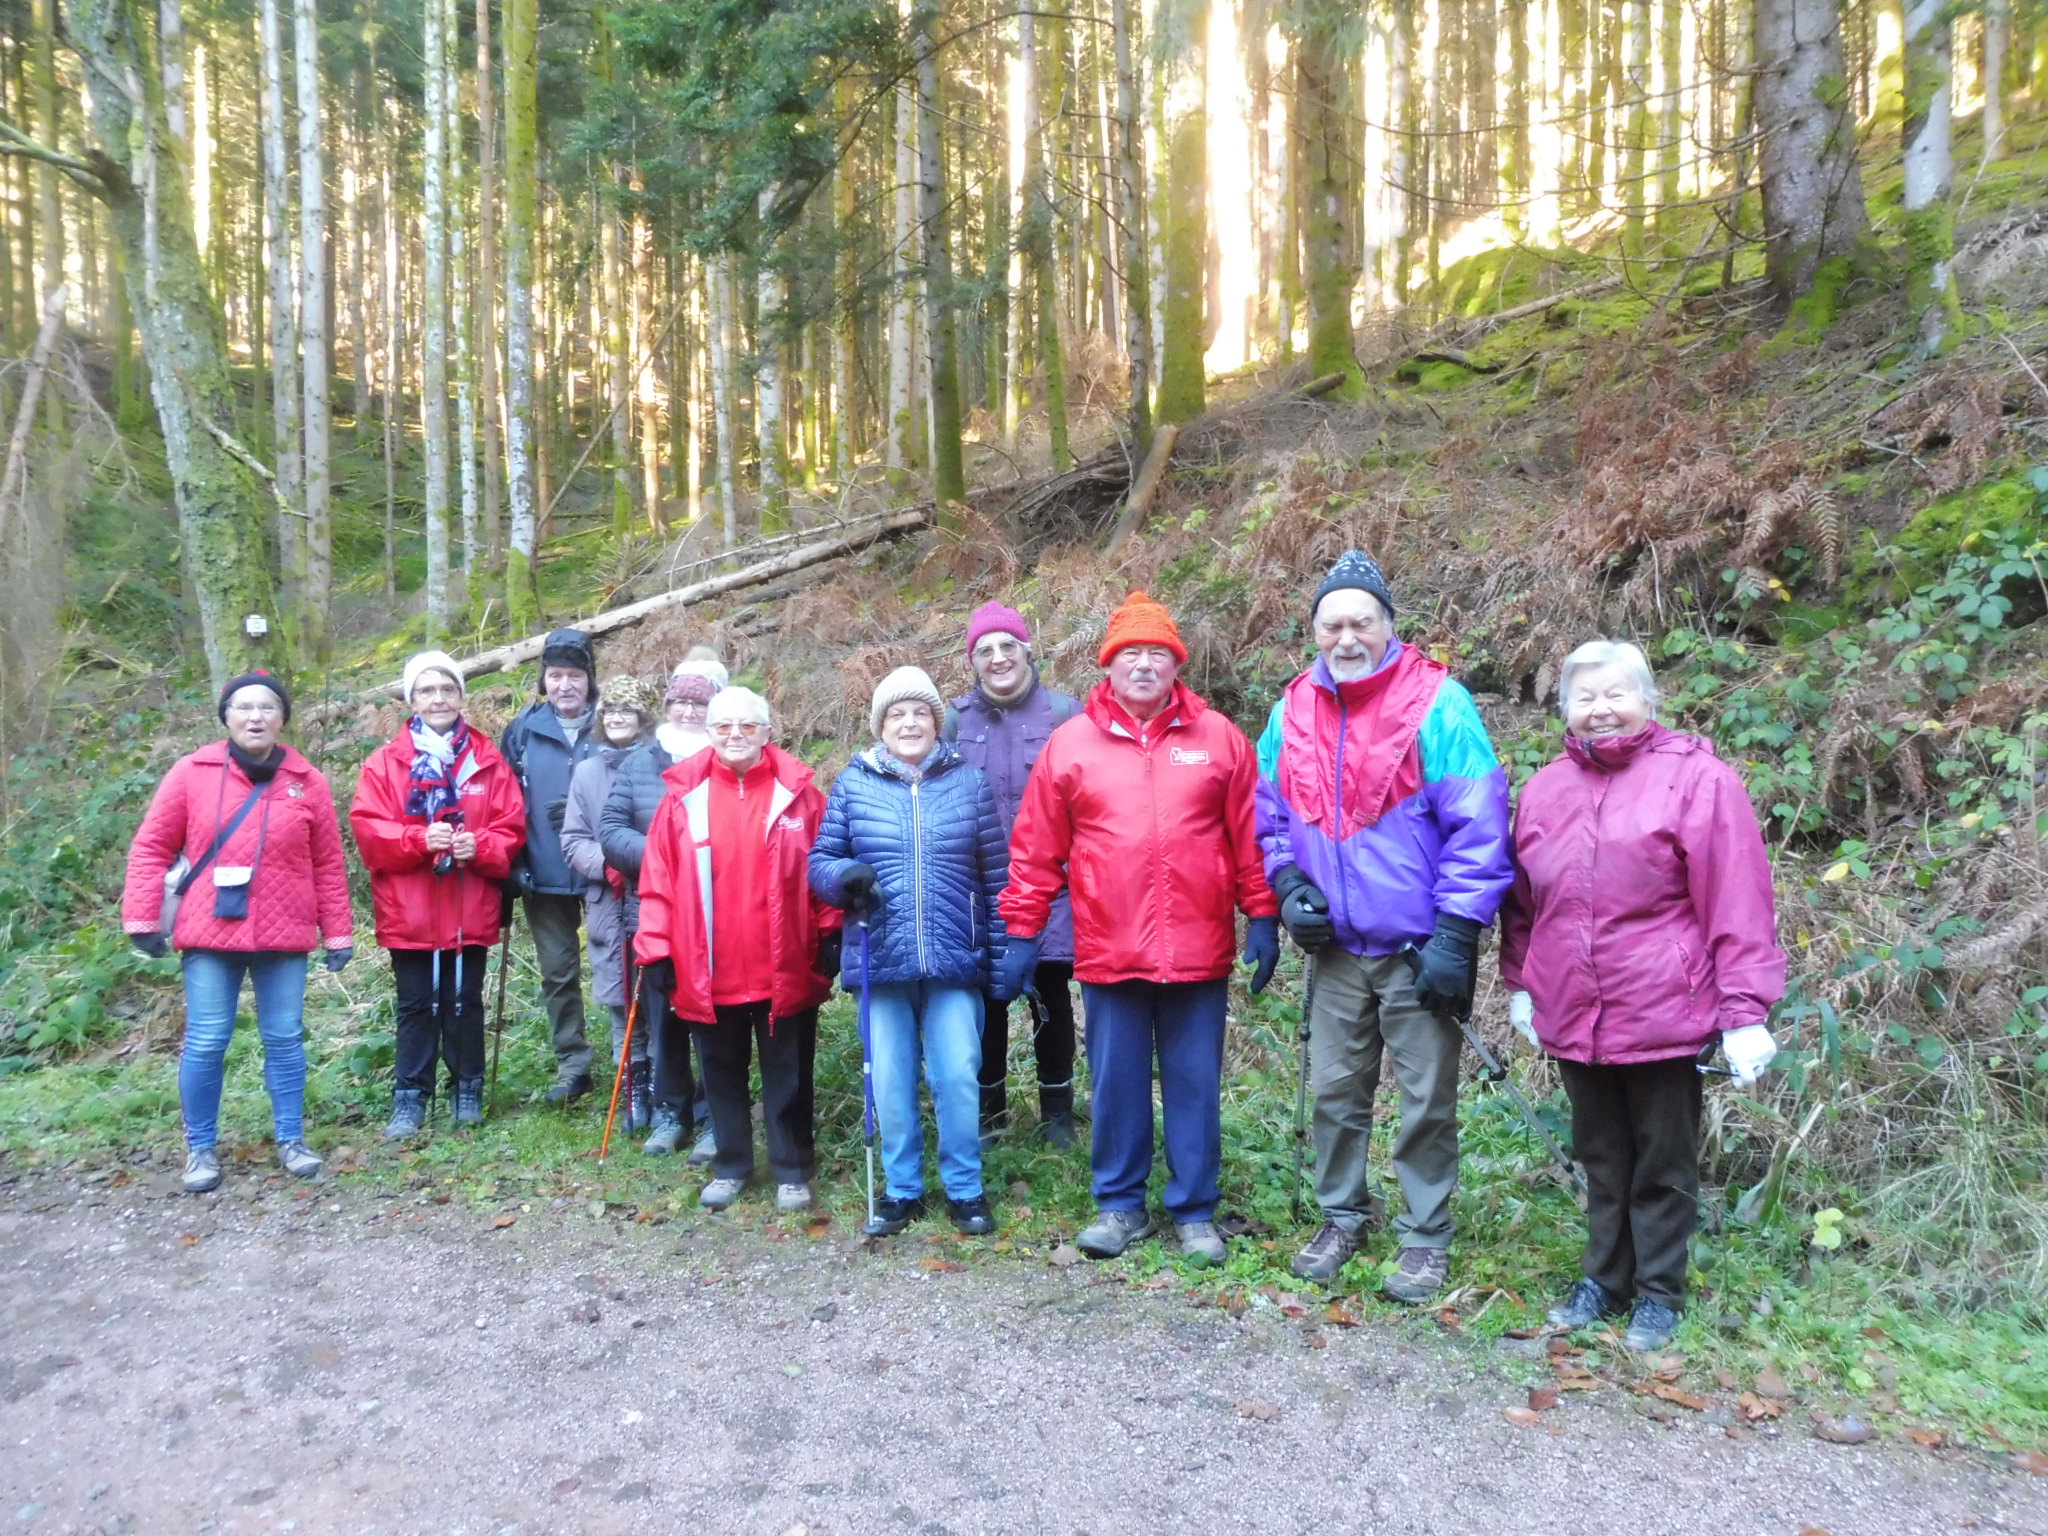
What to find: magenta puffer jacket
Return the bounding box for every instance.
[1498,722,1786,1065]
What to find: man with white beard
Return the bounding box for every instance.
[1255,552,1513,1301]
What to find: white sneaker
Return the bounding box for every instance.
[699,1177,746,1211]
[182,1148,222,1194]
[776,1182,813,1213]
[278,1141,324,1179]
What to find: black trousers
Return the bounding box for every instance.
[695,1003,818,1185]
[642,969,699,1123]
[391,946,489,1092]
[978,960,1078,1092]
[1558,1055,1703,1310]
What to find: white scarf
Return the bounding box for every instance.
[657,722,709,761]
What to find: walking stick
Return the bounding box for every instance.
[856,919,878,1232]
[1291,949,1319,1227]
[488,889,515,1118]
[598,980,643,1166]
[453,871,466,1102]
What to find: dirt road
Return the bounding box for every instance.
[3,1170,2043,1536]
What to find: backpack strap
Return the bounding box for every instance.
[176,784,266,897]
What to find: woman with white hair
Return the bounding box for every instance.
[1499,639,1787,1350]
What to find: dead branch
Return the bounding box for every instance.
[0,283,67,549]
[1103,423,1180,555]
[1452,275,1623,337]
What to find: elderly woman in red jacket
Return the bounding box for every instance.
[122,671,355,1194]
[1500,640,1787,1350]
[351,652,526,1140]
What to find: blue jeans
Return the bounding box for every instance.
[179,949,311,1150]
[1082,979,1228,1223]
[865,980,983,1202]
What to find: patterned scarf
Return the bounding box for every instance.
[405,715,475,822]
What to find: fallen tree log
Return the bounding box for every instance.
[346,507,932,703]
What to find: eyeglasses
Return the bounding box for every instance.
[708,721,764,737]
[601,706,641,719]
[227,701,282,717]
[972,638,1025,661]
[670,699,709,713]
[412,684,462,702]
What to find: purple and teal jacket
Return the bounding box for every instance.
[1255,640,1513,956]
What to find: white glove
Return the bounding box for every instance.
[1722,1023,1779,1086]
[1508,990,1538,1049]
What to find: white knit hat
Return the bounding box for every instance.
[869,665,945,738]
[402,650,467,703]
[672,646,730,691]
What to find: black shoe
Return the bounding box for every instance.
[1038,1084,1076,1149]
[544,1072,593,1107]
[978,1083,1009,1148]
[948,1195,994,1235]
[1547,1277,1625,1331]
[627,1061,653,1133]
[862,1194,926,1237]
[452,1078,484,1127]
[382,1088,426,1140]
[1624,1297,1681,1351]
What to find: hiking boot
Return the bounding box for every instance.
[1176,1221,1227,1269]
[1076,1208,1157,1260]
[1038,1083,1077,1149]
[277,1141,324,1179]
[182,1147,222,1194]
[979,1083,1009,1148]
[699,1177,747,1212]
[1290,1221,1359,1285]
[687,1121,718,1166]
[642,1107,685,1156]
[862,1194,925,1237]
[1547,1277,1625,1332]
[627,1061,653,1134]
[382,1088,426,1141]
[1382,1246,1450,1304]
[544,1071,593,1107]
[776,1183,813,1214]
[452,1077,484,1128]
[1623,1297,1680,1351]
[948,1195,995,1236]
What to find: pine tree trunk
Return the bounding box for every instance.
[1980,0,2005,163]
[294,0,331,658]
[1389,3,1414,301]
[1622,0,1651,268]
[1155,0,1207,423]
[346,65,371,429]
[1753,0,1869,307]
[259,0,302,611]
[632,192,663,531]
[380,132,398,601]
[447,0,477,600]
[422,0,452,640]
[708,254,739,546]
[1902,0,1960,352]
[474,0,503,581]
[1657,0,1683,242]
[834,78,861,477]
[757,187,790,531]
[65,0,285,688]
[888,81,917,472]
[1295,7,1363,399]
[501,0,540,626]
[1112,0,1153,455]
[603,179,631,536]
[913,3,968,511]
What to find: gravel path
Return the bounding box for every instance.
[3,1171,2043,1536]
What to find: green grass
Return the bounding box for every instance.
[3,944,2042,1453]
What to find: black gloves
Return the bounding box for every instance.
[1411,914,1482,1014]
[839,862,879,914]
[325,947,354,974]
[545,799,567,834]
[816,930,843,979]
[1242,916,1281,995]
[1270,866,1334,952]
[131,932,168,960]
[989,935,1040,1003]
[643,958,676,998]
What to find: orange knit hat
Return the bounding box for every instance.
[1098,590,1188,666]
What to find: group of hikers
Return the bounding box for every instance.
[120,551,1788,1351]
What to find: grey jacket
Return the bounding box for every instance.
[561,744,634,1008]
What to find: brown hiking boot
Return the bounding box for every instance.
[1382,1245,1450,1304]
[1290,1221,1359,1285]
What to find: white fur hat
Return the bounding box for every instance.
[869,665,945,738]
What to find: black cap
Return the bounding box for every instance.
[218,670,292,724]
[1312,550,1396,624]
[538,628,597,689]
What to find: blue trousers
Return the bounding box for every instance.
[178,949,310,1150]
[1082,978,1227,1223]
[866,980,984,1202]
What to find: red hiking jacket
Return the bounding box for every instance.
[633,744,839,1024]
[1001,681,1276,985]
[349,725,526,950]
[1499,723,1787,1064]
[121,741,354,955]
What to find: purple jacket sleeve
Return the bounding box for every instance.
[1418,683,1514,927]
[1678,756,1788,1030]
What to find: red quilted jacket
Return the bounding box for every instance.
[350,726,526,950]
[121,741,355,954]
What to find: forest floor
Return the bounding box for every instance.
[4,1161,2047,1536]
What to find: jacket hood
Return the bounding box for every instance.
[660,740,814,796]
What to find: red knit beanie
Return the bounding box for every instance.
[1098,590,1187,666]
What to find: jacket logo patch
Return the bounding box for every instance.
[1169,747,1211,766]
[286,782,306,799]
[461,783,488,797]
[776,815,806,833]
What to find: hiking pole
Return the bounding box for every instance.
[453,871,467,1111]
[857,919,878,1232]
[598,981,643,1165]
[488,889,515,1118]
[1291,949,1320,1226]
[1400,945,1585,1194]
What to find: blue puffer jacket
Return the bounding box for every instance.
[809,741,1008,989]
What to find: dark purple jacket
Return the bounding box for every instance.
[947,674,1078,963]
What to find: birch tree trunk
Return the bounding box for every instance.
[258,0,302,610]
[502,0,540,626]
[1980,0,2005,164]
[380,144,398,601]
[757,186,790,531]
[632,189,663,532]
[64,0,285,688]
[445,0,477,594]
[913,1,967,510]
[1901,0,1960,352]
[708,254,739,546]
[1155,0,1208,424]
[422,0,452,639]
[1752,0,1868,307]
[474,0,503,581]
[294,0,331,657]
